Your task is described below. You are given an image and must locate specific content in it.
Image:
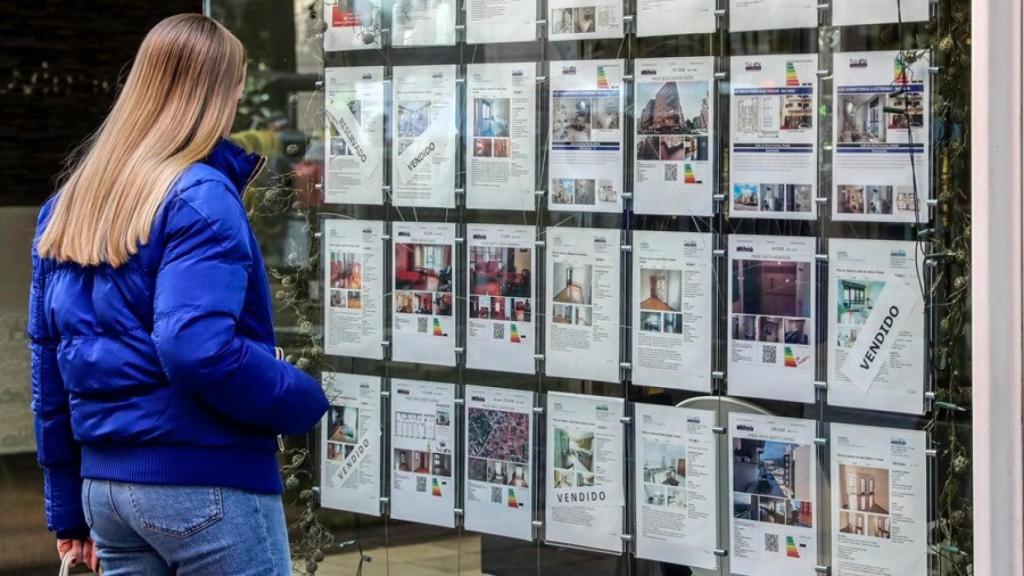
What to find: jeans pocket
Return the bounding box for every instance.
[127,484,223,537]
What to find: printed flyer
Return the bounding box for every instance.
[392,65,457,208]
[464,385,535,541]
[323,219,384,360]
[467,224,536,374]
[631,231,712,391]
[392,222,457,366]
[544,226,622,383]
[549,60,625,213]
[832,0,928,27]
[729,0,817,32]
[324,66,384,205]
[730,413,818,576]
[466,0,536,43]
[466,63,537,211]
[389,378,457,527]
[828,239,925,414]
[728,235,816,403]
[634,403,717,569]
[320,373,382,516]
[545,392,625,553]
[323,0,383,51]
[830,423,927,576]
[636,0,715,37]
[832,50,931,223]
[391,0,456,46]
[729,54,818,220]
[633,57,716,216]
[548,0,624,40]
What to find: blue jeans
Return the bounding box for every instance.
[82,479,292,575]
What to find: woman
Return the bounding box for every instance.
[28,14,328,575]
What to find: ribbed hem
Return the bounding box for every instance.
[81,444,284,494]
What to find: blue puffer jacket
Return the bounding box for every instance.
[28,139,329,539]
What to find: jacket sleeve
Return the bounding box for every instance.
[28,211,90,540]
[152,182,328,435]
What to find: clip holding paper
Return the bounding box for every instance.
[620,533,634,543]
[814,380,828,390]
[531,520,544,528]
[532,406,544,415]
[712,426,726,435]
[713,548,728,557]
[620,245,632,252]
[454,397,465,406]
[816,69,831,78]
[713,71,727,80]
[619,416,632,425]
[713,249,726,258]
[814,566,829,574]
[814,437,827,446]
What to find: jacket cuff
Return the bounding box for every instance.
[55,526,91,540]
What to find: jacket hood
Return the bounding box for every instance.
[201,138,262,194]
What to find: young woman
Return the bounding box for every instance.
[28,14,328,575]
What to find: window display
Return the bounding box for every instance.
[324,66,384,205]
[392,222,457,366]
[320,373,382,516]
[323,219,385,359]
[636,0,716,37]
[547,0,624,41]
[392,65,458,208]
[466,0,536,43]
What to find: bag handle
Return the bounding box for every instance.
[58,553,73,576]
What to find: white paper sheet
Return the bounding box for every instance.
[548,0,624,40]
[391,0,457,46]
[633,57,716,216]
[548,60,625,213]
[320,373,382,516]
[729,413,818,576]
[466,63,537,211]
[544,227,622,383]
[463,385,535,540]
[323,219,384,359]
[832,50,931,223]
[729,54,818,220]
[466,0,537,43]
[324,66,384,205]
[634,403,717,569]
[389,378,457,527]
[728,234,816,403]
[391,222,457,366]
[544,392,625,553]
[631,231,712,391]
[636,0,716,37]
[323,0,383,51]
[832,0,929,26]
[729,0,817,32]
[392,65,457,208]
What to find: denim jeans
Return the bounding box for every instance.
[82,478,291,575]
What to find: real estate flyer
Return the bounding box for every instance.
[830,423,927,576]
[324,66,384,205]
[632,231,713,391]
[729,0,817,32]
[323,0,383,51]
[633,57,715,216]
[320,373,382,516]
[323,219,384,359]
[634,403,717,569]
[728,235,816,403]
[389,378,457,528]
[832,0,928,27]
[636,0,715,37]
[392,65,457,208]
[828,239,925,414]
[392,222,457,366]
[466,63,537,211]
[548,60,625,213]
[548,0,624,40]
[545,392,625,553]
[463,385,535,541]
[730,413,818,576]
[729,54,818,220]
[466,0,536,43]
[832,50,931,223]
[391,0,456,46]
[544,226,622,383]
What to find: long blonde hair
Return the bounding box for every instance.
[39,14,246,267]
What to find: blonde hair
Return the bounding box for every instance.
[39,14,246,267]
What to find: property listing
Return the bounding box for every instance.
[466,63,537,211]
[389,379,457,528]
[544,226,622,383]
[728,235,816,403]
[548,0,624,40]
[391,0,456,46]
[729,0,817,32]
[323,0,382,51]
[549,60,625,213]
[636,0,715,37]
[392,65,457,208]
[466,0,536,43]
[323,219,384,359]
[634,404,717,569]
[324,66,384,205]
[392,222,457,366]
[631,231,713,391]
[463,385,535,541]
[466,224,536,374]
[633,57,716,216]
[828,239,925,414]
[832,0,928,27]
[545,392,625,553]
[729,54,818,220]
[832,50,931,223]
[730,413,818,576]
[320,373,382,516]
[830,424,927,576]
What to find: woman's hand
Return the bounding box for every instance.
[57,538,100,573]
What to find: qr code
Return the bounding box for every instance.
[417,317,428,333]
[764,533,779,553]
[491,487,502,503]
[493,323,505,340]
[664,164,678,181]
[416,476,427,492]
[762,345,777,364]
